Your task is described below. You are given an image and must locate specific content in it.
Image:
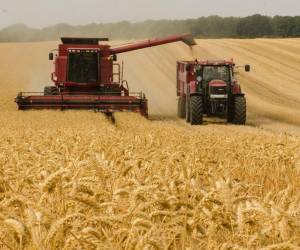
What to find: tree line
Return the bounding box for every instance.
[0,14,299,42]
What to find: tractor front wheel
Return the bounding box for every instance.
[177,97,186,118]
[190,95,203,125]
[232,96,246,125]
[44,86,58,96]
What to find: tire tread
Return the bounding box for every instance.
[190,96,203,125]
[44,86,58,96]
[232,96,246,124]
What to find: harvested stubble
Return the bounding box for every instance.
[0,110,299,249]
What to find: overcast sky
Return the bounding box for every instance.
[0,0,299,29]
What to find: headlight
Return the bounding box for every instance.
[196,76,202,82]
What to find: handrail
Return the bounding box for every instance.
[113,63,121,83]
[51,72,57,82]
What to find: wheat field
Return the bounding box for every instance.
[0,39,299,249]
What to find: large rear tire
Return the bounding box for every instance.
[177,97,186,118]
[44,86,58,96]
[190,95,203,125]
[232,96,246,125]
[227,100,234,123]
[185,97,190,123]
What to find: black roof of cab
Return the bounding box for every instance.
[61,37,109,45]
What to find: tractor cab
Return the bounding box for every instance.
[194,62,235,108]
[197,65,231,84]
[195,64,232,101]
[67,51,99,83]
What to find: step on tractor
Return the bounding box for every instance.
[177,60,250,125]
[15,34,195,118]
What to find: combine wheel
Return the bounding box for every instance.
[177,97,186,118]
[44,86,58,96]
[190,95,203,125]
[232,96,246,125]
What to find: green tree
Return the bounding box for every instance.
[236,14,273,37]
[272,16,298,37]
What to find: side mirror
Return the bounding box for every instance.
[245,64,250,72]
[112,54,117,61]
[49,52,54,61]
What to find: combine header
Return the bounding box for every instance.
[16,34,195,117]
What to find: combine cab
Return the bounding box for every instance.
[16,35,195,117]
[177,60,250,125]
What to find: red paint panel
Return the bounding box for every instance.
[110,34,194,54]
[176,62,196,97]
[55,56,67,83]
[101,58,113,84]
[189,81,197,94]
[231,83,242,94]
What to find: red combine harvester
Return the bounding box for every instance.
[16,34,195,117]
[177,60,250,125]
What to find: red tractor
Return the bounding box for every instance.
[177,60,250,125]
[16,35,195,118]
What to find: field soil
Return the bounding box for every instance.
[0,39,299,249]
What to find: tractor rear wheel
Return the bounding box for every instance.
[185,97,190,123]
[177,97,186,118]
[44,86,58,96]
[190,95,203,125]
[232,96,246,125]
[227,101,234,123]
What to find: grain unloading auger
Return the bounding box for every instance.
[15,34,195,117]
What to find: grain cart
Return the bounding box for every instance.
[15,34,195,118]
[177,60,250,125]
